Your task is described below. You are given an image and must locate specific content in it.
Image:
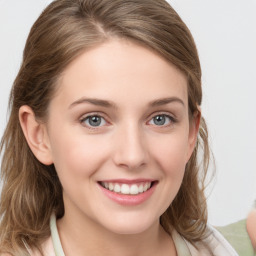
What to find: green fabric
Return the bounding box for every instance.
[216,219,255,256]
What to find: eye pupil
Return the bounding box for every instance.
[153,115,165,125]
[89,116,101,126]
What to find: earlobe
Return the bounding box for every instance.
[19,105,53,165]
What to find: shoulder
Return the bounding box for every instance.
[203,225,239,255]
[171,225,239,256]
[181,225,239,256]
[217,219,255,256]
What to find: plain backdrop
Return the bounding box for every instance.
[0,0,255,226]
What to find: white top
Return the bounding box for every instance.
[29,214,238,256]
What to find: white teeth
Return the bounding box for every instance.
[114,184,121,193]
[121,184,130,194]
[101,182,152,195]
[130,184,139,195]
[109,183,114,191]
[138,184,144,193]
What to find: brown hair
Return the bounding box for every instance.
[0,0,211,254]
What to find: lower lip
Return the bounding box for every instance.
[98,182,157,206]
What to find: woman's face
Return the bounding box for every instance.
[44,39,198,234]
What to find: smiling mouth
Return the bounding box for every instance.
[98,181,155,195]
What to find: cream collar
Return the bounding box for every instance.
[50,214,191,256]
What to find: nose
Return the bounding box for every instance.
[112,123,148,170]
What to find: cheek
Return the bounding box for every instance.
[48,127,110,180]
[147,133,189,214]
[150,132,189,175]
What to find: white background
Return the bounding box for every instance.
[0,0,255,226]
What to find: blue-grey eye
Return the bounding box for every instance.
[84,115,106,127]
[149,114,172,126]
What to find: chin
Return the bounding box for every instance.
[99,213,159,235]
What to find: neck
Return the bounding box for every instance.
[57,210,176,256]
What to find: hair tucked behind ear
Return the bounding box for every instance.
[0,0,213,254]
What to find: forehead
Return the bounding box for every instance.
[53,39,188,109]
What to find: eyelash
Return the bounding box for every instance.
[79,112,177,129]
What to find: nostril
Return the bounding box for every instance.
[113,151,147,170]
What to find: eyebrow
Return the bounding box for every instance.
[149,97,185,107]
[69,96,184,109]
[69,97,117,109]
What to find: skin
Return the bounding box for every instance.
[20,39,200,256]
[247,209,256,250]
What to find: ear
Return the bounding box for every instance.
[19,105,53,165]
[186,108,201,162]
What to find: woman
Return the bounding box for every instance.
[0,0,238,255]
